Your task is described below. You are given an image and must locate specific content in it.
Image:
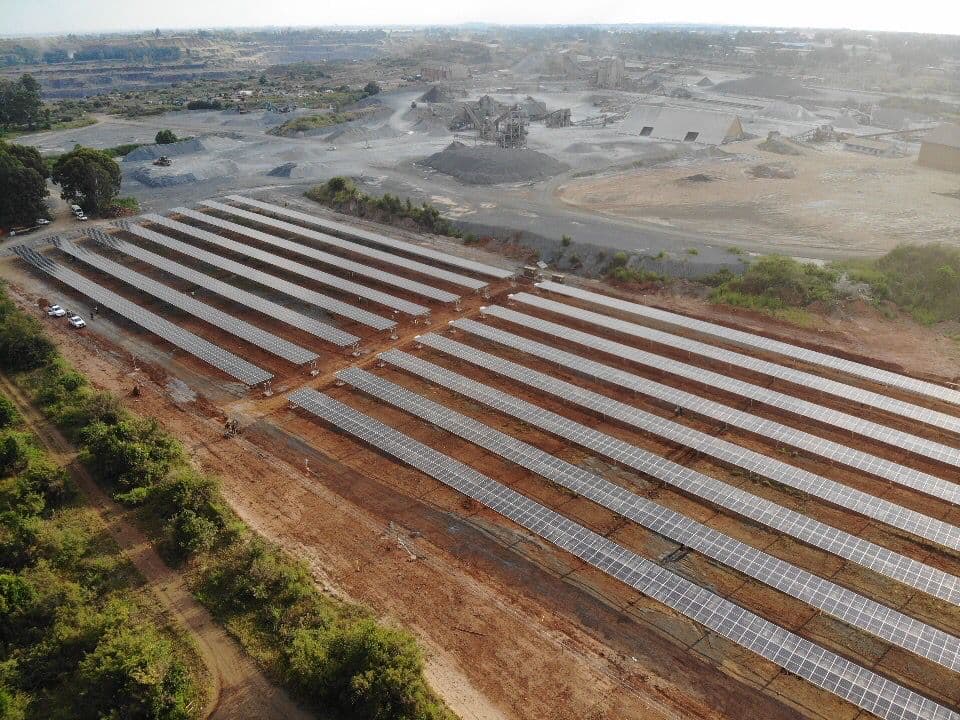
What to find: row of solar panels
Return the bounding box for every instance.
[15,245,274,386]
[381,347,959,603]
[419,330,959,553]
[537,279,960,408]
[525,289,960,436]
[16,197,514,385]
[288,385,960,720]
[337,365,959,673]
[469,307,960,499]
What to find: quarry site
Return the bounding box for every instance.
[2,23,960,720]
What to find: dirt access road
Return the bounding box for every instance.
[0,372,311,720]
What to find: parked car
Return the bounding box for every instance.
[36,218,50,225]
[47,304,66,317]
[67,315,86,328]
[76,214,88,221]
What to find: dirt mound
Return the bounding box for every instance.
[129,166,198,187]
[423,141,568,185]
[758,101,818,122]
[749,162,797,179]
[758,134,804,156]
[124,137,204,162]
[714,75,815,98]
[266,162,297,177]
[419,85,460,103]
[677,173,717,184]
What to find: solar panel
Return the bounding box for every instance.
[195,200,487,291]
[53,239,317,365]
[289,387,960,720]
[175,205,461,304]
[380,348,960,605]
[85,229,359,349]
[538,280,960,408]
[337,365,960,672]
[226,194,515,279]
[418,332,960,553]
[142,213,430,317]
[15,245,272,386]
[466,308,960,499]
[514,292,960,436]
[117,222,395,331]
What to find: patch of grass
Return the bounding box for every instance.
[268,112,356,136]
[0,115,97,140]
[103,143,146,158]
[711,255,839,311]
[834,244,960,325]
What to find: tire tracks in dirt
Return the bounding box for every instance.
[0,371,312,720]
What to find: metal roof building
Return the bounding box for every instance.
[918,123,960,173]
[624,106,744,145]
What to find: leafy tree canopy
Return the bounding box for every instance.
[0,141,48,228]
[154,129,177,145]
[51,145,121,214]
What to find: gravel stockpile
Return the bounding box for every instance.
[266,162,297,177]
[423,142,568,185]
[714,75,815,98]
[124,137,204,162]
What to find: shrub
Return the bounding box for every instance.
[0,309,55,372]
[288,619,446,720]
[79,417,182,493]
[712,255,838,310]
[560,234,572,247]
[0,395,18,429]
[154,129,177,144]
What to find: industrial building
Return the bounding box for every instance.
[918,123,960,172]
[626,106,745,145]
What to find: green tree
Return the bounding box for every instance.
[76,624,196,720]
[363,81,382,95]
[0,141,48,229]
[0,74,42,129]
[79,417,181,492]
[0,395,18,429]
[51,146,121,215]
[154,129,177,145]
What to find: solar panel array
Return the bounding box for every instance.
[538,280,960,408]
[466,309,960,500]
[118,222,396,331]
[417,332,960,553]
[196,200,487,291]
[15,245,272,385]
[380,348,960,604]
[85,230,359,348]
[337,366,960,672]
[226,195,515,279]
[288,388,960,720]
[514,292,960,436]
[142,213,430,317]
[175,205,461,304]
[54,239,318,365]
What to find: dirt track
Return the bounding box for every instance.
[0,372,311,720]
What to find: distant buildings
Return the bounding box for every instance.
[918,124,960,172]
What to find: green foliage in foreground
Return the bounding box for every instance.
[0,397,204,720]
[0,282,452,720]
[0,141,49,229]
[306,177,463,240]
[711,255,839,311]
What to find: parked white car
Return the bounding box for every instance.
[36,218,50,225]
[68,315,86,328]
[47,304,66,317]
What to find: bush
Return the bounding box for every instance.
[0,395,17,429]
[0,304,55,372]
[79,417,182,493]
[288,619,445,720]
[154,129,177,144]
[712,255,838,310]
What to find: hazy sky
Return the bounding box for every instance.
[1,0,958,36]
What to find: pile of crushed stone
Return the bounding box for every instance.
[423,141,568,185]
[266,162,297,177]
[124,137,204,162]
[758,134,804,156]
[419,85,461,103]
[714,75,814,98]
[749,162,797,179]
